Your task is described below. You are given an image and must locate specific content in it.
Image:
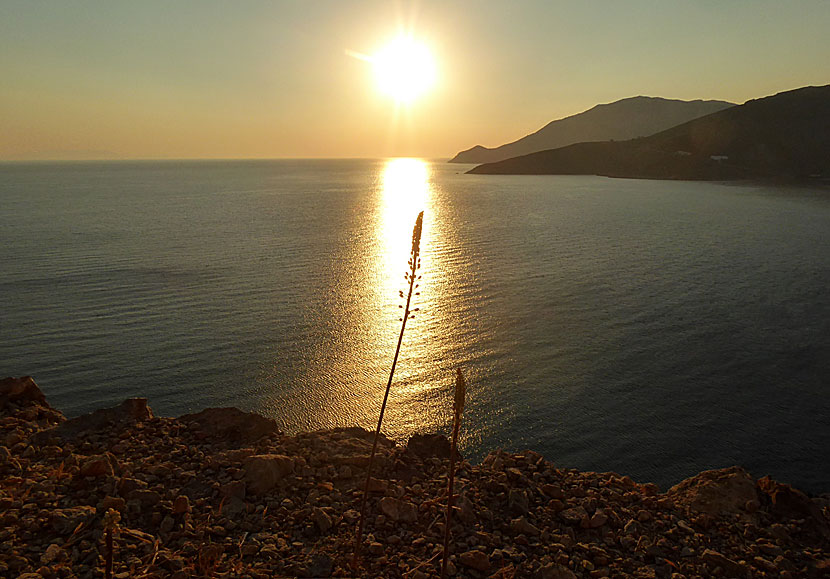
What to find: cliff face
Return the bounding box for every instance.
[450,96,734,164]
[2,376,829,577]
[469,84,830,181]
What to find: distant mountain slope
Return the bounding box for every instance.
[468,84,830,181]
[450,96,735,164]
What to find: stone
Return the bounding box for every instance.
[510,516,541,536]
[306,554,334,577]
[129,489,162,507]
[559,506,588,526]
[243,454,294,494]
[667,466,758,517]
[172,495,191,515]
[99,496,126,512]
[406,433,453,459]
[456,494,477,524]
[36,398,151,442]
[459,550,490,573]
[378,497,418,523]
[509,488,529,515]
[79,455,113,478]
[701,549,747,576]
[0,376,47,406]
[51,506,96,534]
[311,507,333,533]
[41,544,63,565]
[180,407,279,444]
[533,564,578,579]
[588,510,608,528]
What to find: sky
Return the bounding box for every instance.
[1,0,829,160]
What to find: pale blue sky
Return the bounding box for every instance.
[1,1,828,159]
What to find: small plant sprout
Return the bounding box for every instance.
[442,368,467,579]
[353,211,425,569]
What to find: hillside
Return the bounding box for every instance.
[450,97,734,164]
[3,375,830,577]
[468,85,830,181]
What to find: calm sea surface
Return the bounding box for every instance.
[1,159,829,492]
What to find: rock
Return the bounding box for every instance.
[701,548,747,576]
[456,494,477,524]
[667,466,758,517]
[533,564,577,579]
[36,398,151,442]
[311,507,333,533]
[79,455,113,477]
[99,496,126,512]
[51,506,96,534]
[510,516,541,536]
[243,454,294,494]
[172,495,191,515]
[406,433,452,459]
[588,510,608,528]
[509,488,529,515]
[306,553,334,577]
[757,476,827,525]
[41,544,63,565]
[129,490,162,507]
[180,407,279,444]
[560,506,588,526]
[542,484,565,500]
[459,550,490,573]
[379,497,418,523]
[0,376,47,406]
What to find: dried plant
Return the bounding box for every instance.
[102,508,121,579]
[353,210,424,569]
[442,368,467,578]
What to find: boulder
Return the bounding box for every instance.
[667,466,758,517]
[180,407,278,445]
[0,376,48,406]
[243,454,294,494]
[35,398,151,443]
[406,433,452,459]
[378,497,418,523]
[459,549,490,573]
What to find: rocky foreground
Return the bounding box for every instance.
[1,377,829,578]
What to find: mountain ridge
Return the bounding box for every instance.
[468,84,830,181]
[450,96,735,164]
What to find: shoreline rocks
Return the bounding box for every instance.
[2,376,829,578]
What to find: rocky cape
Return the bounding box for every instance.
[468,85,830,182]
[449,97,734,164]
[2,375,829,578]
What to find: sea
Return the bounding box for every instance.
[1,159,829,493]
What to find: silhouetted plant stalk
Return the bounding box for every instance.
[103,508,120,579]
[442,368,467,579]
[353,211,424,569]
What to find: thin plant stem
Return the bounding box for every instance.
[442,368,467,578]
[353,211,424,570]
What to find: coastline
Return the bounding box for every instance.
[2,376,829,578]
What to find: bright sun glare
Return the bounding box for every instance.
[373,37,436,104]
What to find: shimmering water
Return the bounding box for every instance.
[1,159,829,492]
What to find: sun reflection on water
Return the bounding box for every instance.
[378,158,431,298]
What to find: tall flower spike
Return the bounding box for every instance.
[442,368,467,578]
[353,211,425,570]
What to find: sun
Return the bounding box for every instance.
[373,36,436,104]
